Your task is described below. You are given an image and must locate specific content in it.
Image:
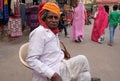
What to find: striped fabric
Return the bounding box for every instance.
[8,17,22,38]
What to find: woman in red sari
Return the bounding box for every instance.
[91,5,108,43]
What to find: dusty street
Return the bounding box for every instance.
[0,22,120,81]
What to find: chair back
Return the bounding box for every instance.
[19,42,30,68]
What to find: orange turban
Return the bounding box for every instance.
[42,2,60,18]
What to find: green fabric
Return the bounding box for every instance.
[86,6,92,11]
[42,10,48,21]
[109,11,120,27]
[37,0,41,3]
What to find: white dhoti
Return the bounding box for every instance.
[60,55,91,81]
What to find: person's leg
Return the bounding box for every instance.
[78,35,84,42]
[75,55,91,81]
[60,55,91,81]
[109,26,114,44]
[58,26,63,36]
[98,35,104,44]
[63,25,68,37]
[108,26,117,46]
[113,26,117,37]
[77,71,91,81]
[88,16,91,25]
[60,61,71,81]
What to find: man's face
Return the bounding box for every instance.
[45,12,59,30]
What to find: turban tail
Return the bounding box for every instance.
[38,2,60,34]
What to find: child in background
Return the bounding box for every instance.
[58,12,69,37]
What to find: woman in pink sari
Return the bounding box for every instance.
[70,2,85,42]
[91,5,108,43]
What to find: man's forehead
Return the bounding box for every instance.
[47,12,58,16]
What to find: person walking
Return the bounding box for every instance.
[26,2,91,81]
[58,12,69,37]
[108,5,120,46]
[91,5,108,43]
[70,2,85,42]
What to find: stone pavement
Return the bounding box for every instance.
[0,22,120,81]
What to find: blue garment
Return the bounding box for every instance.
[20,3,26,25]
[0,3,9,25]
[37,0,41,3]
[3,4,9,23]
[0,10,3,19]
[109,25,117,43]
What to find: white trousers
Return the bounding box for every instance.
[60,55,91,81]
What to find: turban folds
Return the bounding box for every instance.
[42,2,60,18]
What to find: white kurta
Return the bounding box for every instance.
[26,25,64,81]
[27,25,91,81]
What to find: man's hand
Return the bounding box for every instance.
[51,73,63,81]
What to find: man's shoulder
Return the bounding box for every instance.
[34,25,49,32]
[30,25,47,35]
[32,25,53,35]
[29,25,51,39]
[111,11,119,14]
[37,25,45,30]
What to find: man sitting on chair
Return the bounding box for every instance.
[26,2,91,81]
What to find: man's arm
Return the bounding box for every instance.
[51,73,63,81]
[27,29,55,79]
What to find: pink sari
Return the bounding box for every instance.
[70,2,85,42]
[91,5,108,42]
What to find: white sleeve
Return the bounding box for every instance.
[26,28,55,79]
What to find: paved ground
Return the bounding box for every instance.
[0,21,120,81]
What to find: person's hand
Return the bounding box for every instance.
[51,73,63,81]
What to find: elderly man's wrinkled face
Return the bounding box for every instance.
[45,12,59,30]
